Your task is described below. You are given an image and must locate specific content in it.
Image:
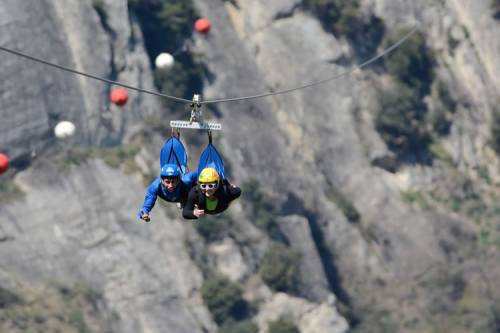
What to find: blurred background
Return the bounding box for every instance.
[0,0,500,332]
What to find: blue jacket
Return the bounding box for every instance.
[138,172,198,218]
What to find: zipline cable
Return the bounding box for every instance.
[201,26,419,104]
[0,25,418,106]
[0,45,192,103]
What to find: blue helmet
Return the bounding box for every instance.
[160,164,180,177]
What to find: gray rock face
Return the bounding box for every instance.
[194,0,500,330]
[208,237,250,282]
[1,159,215,333]
[255,292,348,333]
[1,0,500,332]
[277,215,331,302]
[0,0,158,162]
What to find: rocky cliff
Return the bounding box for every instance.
[0,0,499,332]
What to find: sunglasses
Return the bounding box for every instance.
[200,183,217,190]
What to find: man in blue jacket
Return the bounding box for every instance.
[138,163,198,222]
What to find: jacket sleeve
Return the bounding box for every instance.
[223,179,242,201]
[182,188,198,220]
[182,171,198,187]
[140,179,159,215]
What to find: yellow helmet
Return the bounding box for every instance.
[198,167,220,183]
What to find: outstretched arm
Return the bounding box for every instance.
[224,179,242,201]
[183,190,198,220]
[138,180,159,221]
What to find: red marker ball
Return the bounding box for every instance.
[195,18,211,34]
[110,88,129,106]
[0,153,10,175]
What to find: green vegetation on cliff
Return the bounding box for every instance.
[302,0,385,58]
[260,243,302,294]
[268,317,300,333]
[491,110,500,155]
[201,275,250,325]
[128,0,205,112]
[374,28,456,162]
[219,320,258,333]
[242,179,284,241]
[0,284,112,333]
[492,0,500,19]
[375,83,431,157]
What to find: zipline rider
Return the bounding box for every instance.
[182,168,241,219]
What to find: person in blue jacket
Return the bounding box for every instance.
[138,163,198,222]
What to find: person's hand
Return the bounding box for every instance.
[141,212,151,222]
[193,204,205,218]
